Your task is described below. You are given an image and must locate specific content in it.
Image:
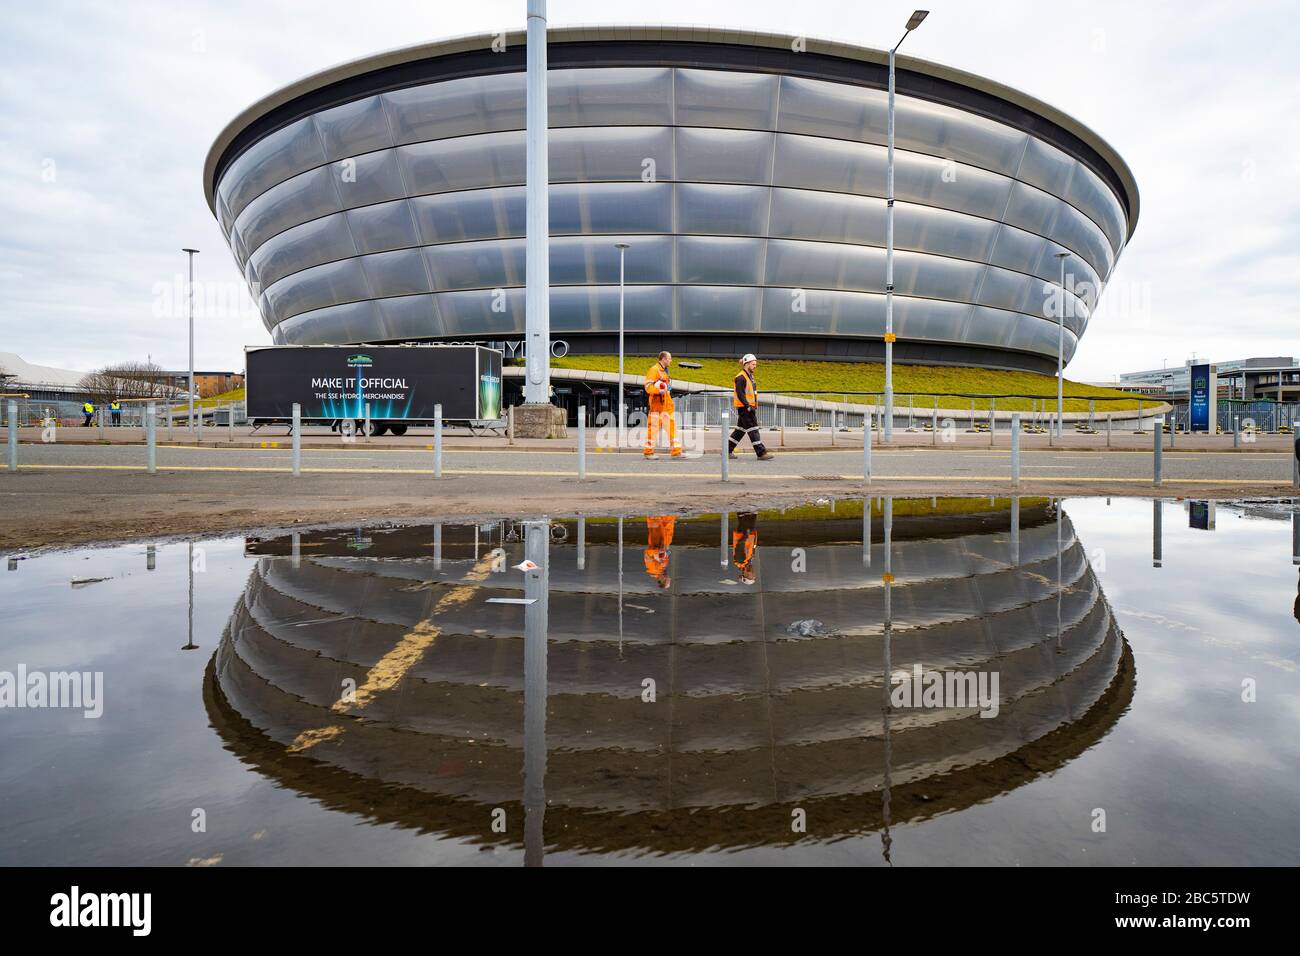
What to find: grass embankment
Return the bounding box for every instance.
[550,356,1145,412]
[168,387,245,412]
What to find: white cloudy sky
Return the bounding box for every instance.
[1,0,1296,381]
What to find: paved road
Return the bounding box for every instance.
[11,439,1299,484]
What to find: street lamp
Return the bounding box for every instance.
[615,241,630,451]
[182,248,199,432]
[1054,251,1069,438]
[884,10,928,443]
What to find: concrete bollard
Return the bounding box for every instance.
[228,402,235,442]
[364,402,371,443]
[1153,417,1163,485]
[577,404,586,480]
[721,408,730,482]
[292,403,301,477]
[1011,412,1021,486]
[1234,417,1240,449]
[508,405,515,446]
[434,403,443,478]
[6,400,16,472]
[863,409,872,484]
[146,402,156,474]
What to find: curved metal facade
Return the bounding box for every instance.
[208,32,1138,373]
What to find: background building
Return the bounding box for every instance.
[205,26,1139,376]
[1120,356,1299,402]
[156,370,245,398]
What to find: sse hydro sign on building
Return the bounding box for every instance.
[204,26,1139,375]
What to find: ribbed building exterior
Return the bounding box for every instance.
[205,27,1139,374]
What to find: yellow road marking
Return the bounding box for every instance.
[291,553,498,754]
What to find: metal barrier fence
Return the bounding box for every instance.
[0,399,249,432]
[663,390,1202,433]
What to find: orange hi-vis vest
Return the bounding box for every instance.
[645,362,674,412]
[733,369,757,409]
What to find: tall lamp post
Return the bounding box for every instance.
[182,248,199,432]
[615,242,629,451]
[523,0,551,410]
[883,10,928,443]
[1055,251,1069,438]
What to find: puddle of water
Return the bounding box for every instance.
[2,497,1298,866]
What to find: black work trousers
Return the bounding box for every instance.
[728,406,767,456]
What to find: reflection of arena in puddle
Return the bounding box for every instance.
[205,500,1134,854]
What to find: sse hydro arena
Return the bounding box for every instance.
[204,26,1139,375]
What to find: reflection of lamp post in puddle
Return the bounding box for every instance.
[434,524,442,572]
[1056,500,1064,655]
[1153,500,1163,569]
[522,520,549,867]
[1010,497,1020,567]
[617,517,625,660]
[862,499,872,568]
[879,496,894,865]
[576,517,585,571]
[146,545,155,572]
[720,511,728,568]
[182,542,198,651]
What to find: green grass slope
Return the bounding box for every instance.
[550,356,1146,412]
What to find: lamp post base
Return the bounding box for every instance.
[512,403,567,439]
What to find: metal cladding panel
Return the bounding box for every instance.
[214,57,1135,371]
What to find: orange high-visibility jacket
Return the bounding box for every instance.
[645,362,674,412]
[733,369,757,409]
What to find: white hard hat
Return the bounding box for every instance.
[741,353,757,364]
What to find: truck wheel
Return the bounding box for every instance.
[372,422,389,436]
[387,423,407,436]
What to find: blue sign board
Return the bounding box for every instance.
[1189,363,1212,432]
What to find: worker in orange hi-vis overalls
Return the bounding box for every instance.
[644,515,676,589]
[732,511,758,585]
[643,351,682,458]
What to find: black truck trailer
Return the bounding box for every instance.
[245,344,502,435]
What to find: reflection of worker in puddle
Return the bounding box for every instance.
[732,512,758,585]
[644,515,676,589]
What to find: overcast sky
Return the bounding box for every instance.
[2,0,1296,381]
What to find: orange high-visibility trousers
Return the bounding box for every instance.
[644,515,676,579]
[644,409,681,456]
